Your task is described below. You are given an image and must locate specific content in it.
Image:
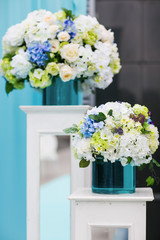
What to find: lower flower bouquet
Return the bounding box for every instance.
[64,101,159,194]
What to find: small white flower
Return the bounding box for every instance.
[48,25,59,38]
[100,25,114,44]
[58,31,70,41]
[50,39,59,53]
[33,69,44,79]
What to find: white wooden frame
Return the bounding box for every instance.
[20,105,92,240]
[88,223,132,240]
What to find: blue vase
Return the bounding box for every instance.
[92,158,136,194]
[43,77,82,105]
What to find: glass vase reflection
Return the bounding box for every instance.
[92,158,136,194]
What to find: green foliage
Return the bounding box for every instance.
[146,176,155,186]
[141,122,151,134]
[127,156,132,164]
[62,8,76,20]
[138,163,147,171]
[89,112,106,122]
[149,161,153,170]
[141,128,151,134]
[79,159,90,168]
[153,158,160,167]
[108,109,113,116]
[3,53,15,60]
[63,124,78,134]
[5,82,14,94]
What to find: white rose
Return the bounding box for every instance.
[61,43,79,62]
[100,25,114,44]
[50,39,59,53]
[48,25,59,35]
[60,65,74,82]
[58,31,70,41]
[44,13,57,24]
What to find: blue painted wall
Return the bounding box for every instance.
[0,1,86,239]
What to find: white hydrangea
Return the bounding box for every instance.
[2,23,25,55]
[74,15,99,32]
[10,49,32,79]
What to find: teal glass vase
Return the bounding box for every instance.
[92,158,136,194]
[43,77,82,105]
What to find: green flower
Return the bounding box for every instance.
[5,70,17,84]
[59,41,69,49]
[109,58,121,74]
[55,10,66,21]
[87,61,96,72]
[82,31,98,46]
[133,104,149,119]
[90,132,109,151]
[1,58,12,72]
[46,62,59,76]
[29,69,52,89]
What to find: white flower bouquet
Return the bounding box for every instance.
[65,102,160,186]
[0,9,121,94]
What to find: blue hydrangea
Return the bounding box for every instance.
[63,18,77,39]
[57,18,77,40]
[27,41,51,67]
[80,116,104,138]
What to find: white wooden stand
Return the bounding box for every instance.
[20,106,92,240]
[69,188,154,240]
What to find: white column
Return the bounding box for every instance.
[69,188,154,240]
[20,106,91,240]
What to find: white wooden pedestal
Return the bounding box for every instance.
[20,106,92,240]
[69,188,154,240]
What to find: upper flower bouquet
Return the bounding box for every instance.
[64,102,159,185]
[0,9,121,94]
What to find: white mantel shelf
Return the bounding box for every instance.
[69,188,154,202]
[20,105,91,114]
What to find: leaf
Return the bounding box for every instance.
[141,128,151,134]
[79,159,90,168]
[146,176,155,186]
[138,164,147,171]
[62,8,76,20]
[5,82,14,94]
[3,53,15,60]
[127,156,132,164]
[89,112,106,122]
[63,126,78,134]
[153,158,160,168]
[143,122,149,128]
[149,161,153,170]
[108,109,113,116]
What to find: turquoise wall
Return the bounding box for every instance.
[0,1,87,239]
